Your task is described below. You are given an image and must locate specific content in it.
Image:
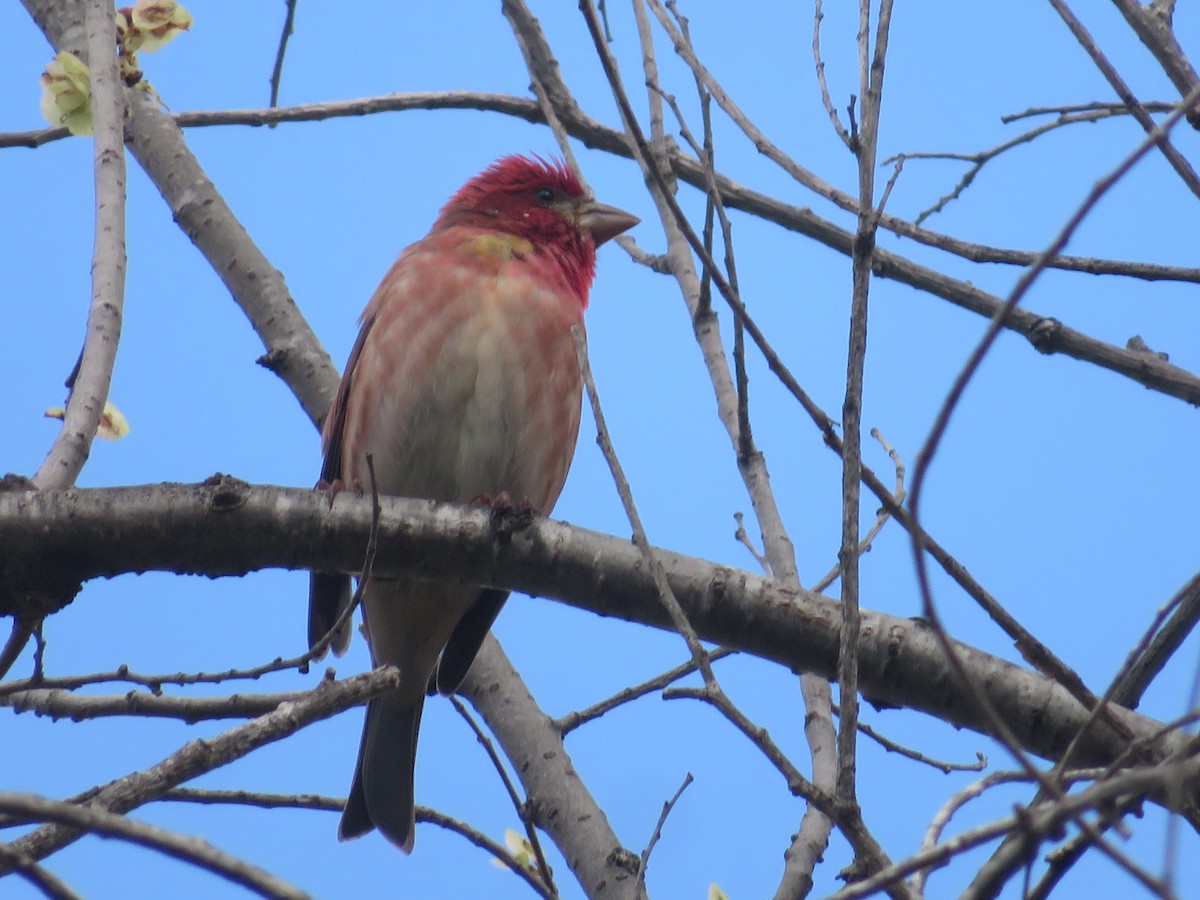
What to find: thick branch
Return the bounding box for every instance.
[0,480,1190,774]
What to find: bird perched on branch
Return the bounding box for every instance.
[308,155,638,852]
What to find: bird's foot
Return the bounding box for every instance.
[472,491,535,543]
[315,477,351,508]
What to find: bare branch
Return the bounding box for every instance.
[813,428,906,595]
[159,789,554,897]
[267,0,298,110]
[3,687,297,721]
[835,0,895,813]
[0,843,82,900]
[7,95,1197,407]
[0,792,309,899]
[1049,0,1200,199]
[574,254,713,682]
[663,686,824,804]
[1,668,399,866]
[556,648,739,736]
[462,636,647,900]
[913,768,1102,895]
[1109,0,1200,126]
[910,80,1200,900]
[450,697,557,896]
[834,757,1200,899]
[6,0,132,690]
[1001,99,1179,122]
[629,4,842,894]
[636,773,693,891]
[34,0,126,489]
[5,482,1197,773]
[889,103,1184,224]
[851,718,986,776]
[813,0,853,149]
[1111,572,1200,707]
[973,571,1200,894]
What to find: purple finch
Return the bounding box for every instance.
[309,155,637,851]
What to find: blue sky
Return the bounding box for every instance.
[3,2,1200,898]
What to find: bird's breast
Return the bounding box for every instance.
[341,247,584,514]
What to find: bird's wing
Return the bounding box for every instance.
[435,588,509,695]
[307,306,380,654]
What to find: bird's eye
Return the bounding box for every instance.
[536,187,555,203]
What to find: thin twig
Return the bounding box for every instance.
[980,571,1200,894]
[1050,0,1200,200]
[636,773,693,891]
[891,104,1179,223]
[912,81,1200,900]
[0,843,82,900]
[1001,100,1178,123]
[911,768,1103,895]
[813,428,905,595]
[5,91,1200,290]
[502,2,581,175]
[732,512,770,574]
[2,687,299,721]
[555,647,738,736]
[159,788,554,898]
[851,717,986,775]
[650,0,1199,292]
[1111,571,1200,706]
[0,792,308,899]
[0,664,296,698]
[572,326,716,684]
[1,668,400,865]
[833,758,1198,900]
[813,0,853,149]
[662,686,824,803]
[450,697,557,896]
[834,0,895,812]
[267,0,298,112]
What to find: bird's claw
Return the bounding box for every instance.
[315,477,350,508]
[472,491,535,543]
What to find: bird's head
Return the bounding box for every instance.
[433,155,638,301]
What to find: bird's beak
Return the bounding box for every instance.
[577,201,639,246]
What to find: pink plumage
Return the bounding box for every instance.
[308,155,637,851]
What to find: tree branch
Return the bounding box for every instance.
[1109,0,1200,127]
[0,480,1192,777]
[0,792,308,899]
[33,0,126,490]
[463,636,646,900]
[0,669,398,868]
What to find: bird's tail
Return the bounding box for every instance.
[308,570,353,656]
[339,690,424,853]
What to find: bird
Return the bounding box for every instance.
[308,155,638,852]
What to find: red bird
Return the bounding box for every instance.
[309,155,637,852]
